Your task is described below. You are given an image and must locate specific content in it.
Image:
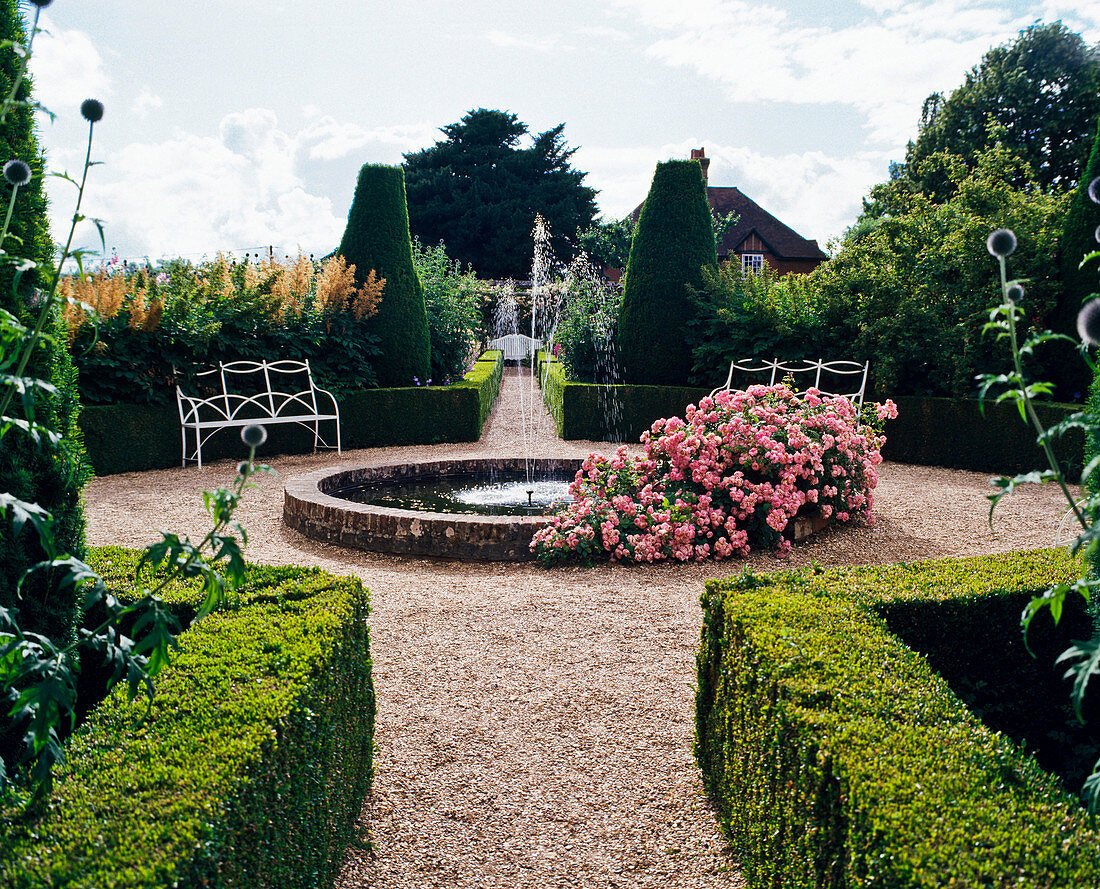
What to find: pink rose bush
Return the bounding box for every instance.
[531,383,897,566]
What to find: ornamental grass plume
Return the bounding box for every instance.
[314,254,384,327]
[532,383,896,566]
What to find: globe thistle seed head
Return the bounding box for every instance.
[1006,283,1024,302]
[986,228,1017,259]
[3,159,31,186]
[29,0,53,6]
[1089,176,1100,205]
[241,424,267,448]
[80,99,104,123]
[1077,299,1100,347]
[236,460,251,477]
[1094,224,1100,245]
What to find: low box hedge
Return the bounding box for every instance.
[881,395,1085,480]
[538,354,707,441]
[696,548,1100,887]
[80,351,504,475]
[0,547,375,888]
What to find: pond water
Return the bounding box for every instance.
[331,470,574,516]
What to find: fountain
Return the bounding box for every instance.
[282,214,584,561]
[283,457,582,560]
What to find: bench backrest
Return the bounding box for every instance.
[710,358,869,408]
[487,333,540,361]
[184,359,323,419]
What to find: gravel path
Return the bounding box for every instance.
[82,367,1076,889]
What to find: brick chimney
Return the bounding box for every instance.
[690,147,710,182]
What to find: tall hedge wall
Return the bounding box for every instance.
[697,548,1100,887]
[0,0,90,647]
[337,164,431,388]
[0,548,375,888]
[616,159,717,386]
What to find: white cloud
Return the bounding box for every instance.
[29,17,109,112]
[611,0,1035,146]
[131,88,162,118]
[57,111,347,262]
[298,117,438,162]
[484,29,572,53]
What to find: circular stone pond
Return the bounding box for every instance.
[283,457,585,561]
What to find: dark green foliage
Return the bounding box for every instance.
[904,23,1100,199]
[1051,118,1100,400]
[0,549,375,888]
[69,257,382,405]
[338,164,430,388]
[820,145,1067,398]
[1063,119,1100,312]
[686,263,829,386]
[78,352,504,474]
[539,354,706,442]
[616,160,718,386]
[412,239,481,384]
[882,395,1085,479]
[576,216,636,271]
[0,0,89,646]
[403,109,597,279]
[696,548,1100,888]
[553,276,622,383]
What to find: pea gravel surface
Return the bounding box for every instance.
[82,368,1076,889]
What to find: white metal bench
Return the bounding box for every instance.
[176,359,341,467]
[710,358,870,408]
[487,333,541,361]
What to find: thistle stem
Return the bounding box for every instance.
[1001,255,1088,529]
[0,119,95,422]
[0,5,42,124]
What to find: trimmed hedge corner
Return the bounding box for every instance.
[696,548,1100,887]
[0,548,375,888]
[79,350,503,475]
[539,353,706,441]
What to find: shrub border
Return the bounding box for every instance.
[696,548,1100,887]
[79,351,503,475]
[0,549,375,888]
[538,362,1085,478]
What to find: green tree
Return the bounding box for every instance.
[904,23,1100,200]
[411,239,480,384]
[1058,120,1100,334]
[816,145,1067,398]
[403,109,598,279]
[0,0,88,646]
[577,216,636,272]
[616,160,717,386]
[337,164,431,388]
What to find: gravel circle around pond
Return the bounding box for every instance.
[82,367,1076,889]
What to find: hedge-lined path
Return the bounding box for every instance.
[83,367,1075,888]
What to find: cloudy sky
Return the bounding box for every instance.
[24,0,1100,266]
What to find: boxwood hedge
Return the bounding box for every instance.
[697,548,1100,887]
[0,548,375,888]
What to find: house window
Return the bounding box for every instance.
[741,253,765,274]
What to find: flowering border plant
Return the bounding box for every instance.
[532,383,896,565]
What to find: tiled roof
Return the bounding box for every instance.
[708,186,827,260]
[629,185,827,261]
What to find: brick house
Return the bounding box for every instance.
[629,148,828,276]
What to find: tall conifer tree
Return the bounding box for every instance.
[616,160,717,386]
[337,164,431,388]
